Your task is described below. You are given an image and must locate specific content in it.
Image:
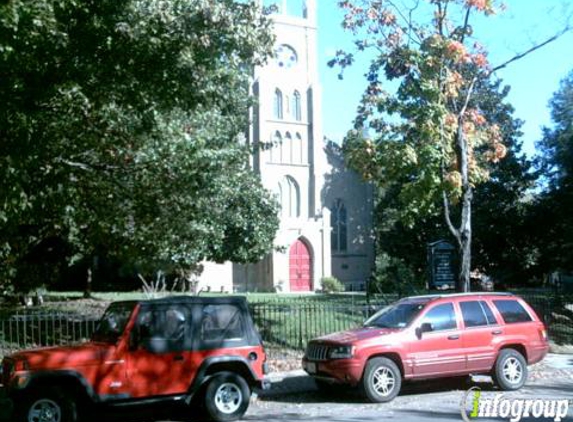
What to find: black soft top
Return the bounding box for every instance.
[108,295,249,308]
[139,295,249,306]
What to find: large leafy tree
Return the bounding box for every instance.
[535,71,573,273]
[0,0,279,292]
[333,0,568,291]
[372,78,538,291]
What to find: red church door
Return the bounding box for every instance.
[289,239,312,292]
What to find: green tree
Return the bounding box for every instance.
[333,0,568,291]
[372,79,538,290]
[535,71,573,273]
[0,0,279,293]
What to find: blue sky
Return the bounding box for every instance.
[316,0,573,157]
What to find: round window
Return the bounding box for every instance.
[274,44,298,69]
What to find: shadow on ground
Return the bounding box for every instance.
[257,374,498,404]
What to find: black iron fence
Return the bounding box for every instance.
[0,293,571,360]
[519,292,573,345]
[248,299,377,359]
[0,311,101,357]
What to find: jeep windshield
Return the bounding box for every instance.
[91,302,135,344]
[364,301,427,329]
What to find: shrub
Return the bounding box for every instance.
[321,276,345,293]
[369,252,423,294]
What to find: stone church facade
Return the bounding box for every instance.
[197,0,375,293]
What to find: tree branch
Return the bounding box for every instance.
[459,76,478,117]
[387,0,424,44]
[459,7,471,43]
[437,1,444,37]
[489,24,572,75]
[442,190,460,240]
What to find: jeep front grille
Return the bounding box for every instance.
[306,344,330,361]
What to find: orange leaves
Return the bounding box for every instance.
[445,113,458,128]
[444,70,464,98]
[483,124,507,163]
[379,10,397,26]
[472,53,489,68]
[464,0,497,15]
[491,142,508,162]
[444,38,489,71]
[446,40,471,63]
[466,109,487,126]
[445,171,463,190]
[465,0,488,10]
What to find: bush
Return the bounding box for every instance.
[369,252,423,294]
[321,276,345,293]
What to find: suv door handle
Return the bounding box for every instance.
[174,355,184,362]
[491,330,503,335]
[447,334,460,340]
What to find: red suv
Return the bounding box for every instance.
[1,296,268,422]
[303,293,549,403]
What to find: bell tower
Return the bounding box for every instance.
[262,0,315,21]
[238,0,330,293]
[253,0,321,215]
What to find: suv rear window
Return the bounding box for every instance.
[460,301,497,327]
[493,300,532,324]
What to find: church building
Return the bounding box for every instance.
[197,0,375,293]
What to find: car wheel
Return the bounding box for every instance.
[493,349,528,390]
[361,357,402,403]
[18,388,77,422]
[204,372,250,422]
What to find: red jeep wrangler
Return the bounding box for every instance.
[1,296,268,422]
[303,293,549,403]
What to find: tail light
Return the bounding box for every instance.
[539,327,548,342]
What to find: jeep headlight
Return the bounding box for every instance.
[329,345,355,359]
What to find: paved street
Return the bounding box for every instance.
[100,354,573,422]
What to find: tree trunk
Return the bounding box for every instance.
[456,118,472,293]
[458,192,472,292]
[84,267,92,299]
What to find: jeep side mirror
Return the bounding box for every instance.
[416,322,433,339]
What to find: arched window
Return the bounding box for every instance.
[285,132,293,163]
[274,88,283,119]
[270,131,282,162]
[331,199,347,252]
[295,133,303,163]
[292,90,302,121]
[277,182,283,209]
[280,176,300,218]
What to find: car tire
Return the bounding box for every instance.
[361,357,402,403]
[493,349,528,391]
[204,372,250,422]
[17,387,77,422]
